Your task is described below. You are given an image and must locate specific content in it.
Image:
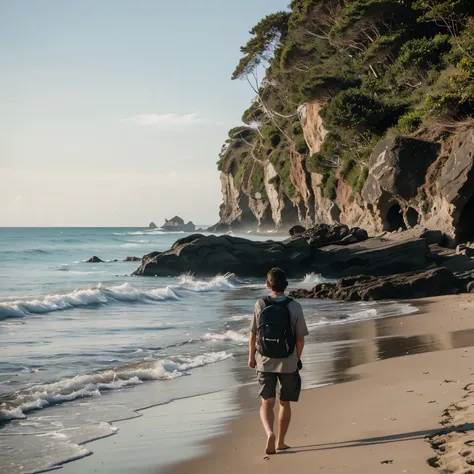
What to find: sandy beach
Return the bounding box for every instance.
[164,294,474,474]
[58,294,474,474]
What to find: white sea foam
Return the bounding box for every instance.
[229,314,251,321]
[0,274,239,320]
[308,303,417,327]
[120,243,141,248]
[348,308,378,319]
[0,406,26,421]
[176,273,242,292]
[127,230,186,235]
[55,268,106,275]
[300,272,333,286]
[0,351,232,421]
[202,330,248,343]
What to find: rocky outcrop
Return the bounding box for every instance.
[149,222,157,229]
[290,267,456,301]
[124,256,141,262]
[355,129,474,244]
[310,232,431,278]
[133,225,432,278]
[161,216,195,233]
[87,256,104,263]
[289,225,306,237]
[298,102,327,156]
[133,233,313,277]
[287,224,368,248]
[361,138,440,233]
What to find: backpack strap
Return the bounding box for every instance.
[262,296,292,306]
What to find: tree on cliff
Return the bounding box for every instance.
[217,0,474,222]
[232,12,290,81]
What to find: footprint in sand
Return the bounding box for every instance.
[428,382,474,472]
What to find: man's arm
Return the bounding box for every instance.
[293,301,309,361]
[249,302,259,369]
[296,336,305,360]
[249,332,257,369]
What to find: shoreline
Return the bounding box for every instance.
[54,294,474,474]
[163,294,474,474]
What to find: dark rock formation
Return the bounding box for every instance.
[149,222,157,229]
[290,268,456,301]
[207,221,231,233]
[87,256,104,263]
[287,224,368,248]
[311,232,429,278]
[161,216,195,233]
[124,256,141,262]
[289,225,306,237]
[133,233,312,277]
[133,225,431,278]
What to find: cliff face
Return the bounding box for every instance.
[215,101,474,244]
[212,1,474,243]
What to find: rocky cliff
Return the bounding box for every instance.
[212,0,474,245]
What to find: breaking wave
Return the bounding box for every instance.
[300,272,334,286]
[0,274,242,320]
[0,351,232,421]
[202,330,248,343]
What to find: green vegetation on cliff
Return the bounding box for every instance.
[218,0,474,220]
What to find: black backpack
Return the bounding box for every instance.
[256,297,295,359]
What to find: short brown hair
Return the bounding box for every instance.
[267,267,288,292]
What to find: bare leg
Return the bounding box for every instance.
[260,398,276,454]
[277,400,291,450]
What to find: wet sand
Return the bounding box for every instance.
[165,294,474,474]
[59,294,474,474]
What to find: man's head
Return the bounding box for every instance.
[266,267,288,293]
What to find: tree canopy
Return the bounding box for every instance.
[220,0,474,205]
[232,12,290,80]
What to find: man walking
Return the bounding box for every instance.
[249,267,309,455]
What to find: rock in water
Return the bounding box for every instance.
[160,216,196,233]
[87,256,104,263]
[124,256,141,262]
[149,222,157,229]
[132,226,431,278]
[290,268,456,301]
[133,233,312,277]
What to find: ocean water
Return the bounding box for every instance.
[0,227,418,474]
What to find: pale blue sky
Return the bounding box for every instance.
[0,0,289,226]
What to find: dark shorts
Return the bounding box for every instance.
[257,370,302,402]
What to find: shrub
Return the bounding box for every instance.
[321,173,338,201]
[250,163,267,198]
[270,133,281,148]
[292,121,303,136]
[279,160,296,197]
[397,111,423,134]
[396,35,451,72]
[321,89,398,135]
[233,156,250,189]
[344,163,368,194]
[295,135,309,154]
[227,127,256,145]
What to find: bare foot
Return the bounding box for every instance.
[265,434,276,455]
[277,443,291,451]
